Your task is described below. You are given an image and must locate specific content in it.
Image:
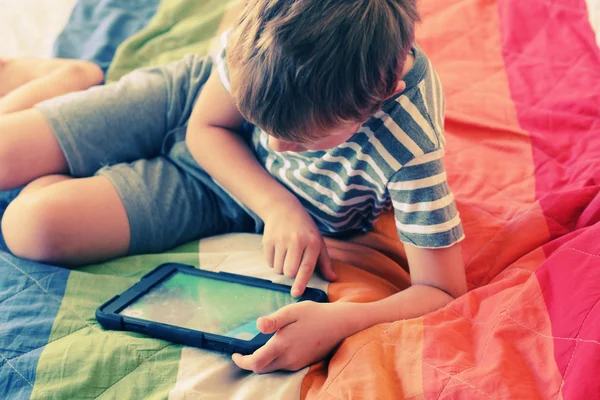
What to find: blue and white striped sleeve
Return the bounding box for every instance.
[387,149,464,248]
[213,29,232,92]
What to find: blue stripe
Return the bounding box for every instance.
[388,98,437,153]
[389,182,451,204]
[52,0,160,74]
[368,124,416,166]
[398,224,465,248]
[0,190,70,399]
[391,158,445,182]
[298,167,383,202]
[394,204,458,226]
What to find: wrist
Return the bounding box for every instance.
[332,302,381,338]
[255,192,301,221]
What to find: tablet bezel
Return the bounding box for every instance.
[96,263,328,354]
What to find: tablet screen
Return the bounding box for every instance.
[119,271,296,340]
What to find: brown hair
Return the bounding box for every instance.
[227,0,420,143]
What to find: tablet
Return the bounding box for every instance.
[96,263,328,354]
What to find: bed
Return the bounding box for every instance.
[1,0,599,399]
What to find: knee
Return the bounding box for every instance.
[61,61,104,89]
[1,194,68,262]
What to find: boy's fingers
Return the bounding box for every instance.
[291,246,319,297]
[263,242,275,268]
[258,306,297,333]
[272,246,287,274]
[317,242,337,281]
[232,343,279,373]
[254,357,286,374]
[282,243,302,278]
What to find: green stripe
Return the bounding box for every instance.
[31,242,201,399]
[106,0,237,82]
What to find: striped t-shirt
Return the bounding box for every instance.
[214,32,464,248]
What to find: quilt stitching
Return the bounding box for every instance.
[522,54,587,111]
[555,297,600,398]
[503,314,600,347]
[0,353,35,388]
[324,339,497,400]
[467,208,552,284]
[398,342,497,400]
[0,280,40,307]
[502,50,600,75]
[433,263,536,399]
[0,253,177,396]
[0,254,91,327]
[91,343,175,400]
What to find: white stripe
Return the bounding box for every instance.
[369,132,403,171]
[395,213,461,235]
[396,94,438,147]
[274,159,351,226]
[402,149,444,166]
[431,64,445,133]
[377,113,424,160]
[305,164,384,203]
[418,82,438,134]
[319,153,386,193]
[276,156,380,222]
[427,60,441,131]
[388,172,447,191]
[259,126,387,198]
[294,169,378,209]
[391,192,455,213]
[338,131,387,182]
[439,91,447,147]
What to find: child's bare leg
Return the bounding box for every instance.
[2,175,130,265]
[0,109,68,191]
[0,58,103,114]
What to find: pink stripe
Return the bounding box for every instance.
[499,0,600,397]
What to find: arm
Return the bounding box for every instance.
[186,72,336,294]
[339,242,467,329]
[186,72,293,221]
[233,242,466,373]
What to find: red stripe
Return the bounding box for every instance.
[499,0,600,397]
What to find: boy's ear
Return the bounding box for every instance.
[386,81,407,100]
[395,80,406,94]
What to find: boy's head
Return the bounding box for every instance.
[227,0,420,151]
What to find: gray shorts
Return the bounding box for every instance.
[36,55,262,255]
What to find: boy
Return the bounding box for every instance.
[0,0,467,373]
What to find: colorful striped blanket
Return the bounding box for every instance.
[1,0,599,398]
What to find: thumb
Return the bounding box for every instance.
[257,305,298,334]
[317,243,337,282]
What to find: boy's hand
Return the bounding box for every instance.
[262,199,337,296]
[232,301,347,373]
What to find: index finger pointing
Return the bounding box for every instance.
[291,246,319,297]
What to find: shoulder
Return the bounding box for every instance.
[362,45,447,172]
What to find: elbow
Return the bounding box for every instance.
[453,276,469,298]
[419,282,467,302]
[450,286,468,299]
[441,281,468,300]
